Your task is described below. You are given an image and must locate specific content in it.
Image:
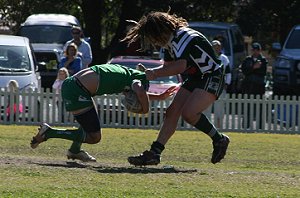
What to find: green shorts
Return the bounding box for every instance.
[61,76,94,111]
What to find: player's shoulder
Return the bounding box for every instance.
[175,27,202,38]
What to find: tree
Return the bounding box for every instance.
[236,0,300,44]
[2,0,299,64]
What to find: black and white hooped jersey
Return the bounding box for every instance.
[163,27,222,77]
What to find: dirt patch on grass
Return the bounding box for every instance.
[0,156,197,174]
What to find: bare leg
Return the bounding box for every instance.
[155,88,190,145]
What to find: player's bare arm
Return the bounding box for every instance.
[132,81,149,114]
[146,59,187,80]
[148,86,178,100]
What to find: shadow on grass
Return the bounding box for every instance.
[93,165,197,174]
[33,161,197,174]
[32,161,89,169]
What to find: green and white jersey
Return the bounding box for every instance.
[90,64,149,95]
[164,27,222,77]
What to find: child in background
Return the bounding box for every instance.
[53,67,70,122]
[52,67,70,93]
[6,80,23,121]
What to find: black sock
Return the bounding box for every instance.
[150,141,165,155]
[194,113,223,142]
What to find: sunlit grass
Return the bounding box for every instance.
[0,125,299,197]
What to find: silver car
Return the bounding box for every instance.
[0,35,39,91]
[0,35,40,121]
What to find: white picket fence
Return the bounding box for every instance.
[0,89,299,134]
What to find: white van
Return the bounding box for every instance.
[0,35,40,121]
[17,14,81,89]
[0,35,39,91]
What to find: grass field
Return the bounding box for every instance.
[0,125,299,198]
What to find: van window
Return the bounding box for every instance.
[285,29,300,49]
[189,27,230,56]
[231,27,245,53]
[0,46,30,71]
[18,25,73,44]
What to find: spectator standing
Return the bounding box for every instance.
[212,40,231,129]
[63,26,92,69]
[59,43,82,76]
[241,42,268,129]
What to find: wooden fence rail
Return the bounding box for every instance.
[1,89,299,134]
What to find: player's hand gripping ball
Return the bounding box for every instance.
[121,90,143,113]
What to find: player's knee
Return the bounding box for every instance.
[86,132,101,144]
[92,132,101,144]
[182,109,199,125]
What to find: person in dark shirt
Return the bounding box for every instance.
[241,42,268,129]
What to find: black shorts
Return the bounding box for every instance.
[74,107,101,133]
[182,68,225,98]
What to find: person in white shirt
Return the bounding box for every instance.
[52,67,69,94]
[63,26,92,69]
[52,67,70,122]
[212,40,231,129]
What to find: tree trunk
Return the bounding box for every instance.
[81,0,107,64]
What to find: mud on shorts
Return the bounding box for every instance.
[61,76,94,111]
[182,68,225,99]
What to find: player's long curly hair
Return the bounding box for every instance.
[122,11,188,51]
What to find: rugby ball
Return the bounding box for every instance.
[121,90,142,113]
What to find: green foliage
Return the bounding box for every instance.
[0,0,82,33]
[0,125,299,197]
[1,0,300,62]
[237,0,300,43]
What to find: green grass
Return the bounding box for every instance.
[0,125,299,198]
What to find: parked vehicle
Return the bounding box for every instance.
[272,24,300,96]
[188,21,247,93]
[272,104,299,127]
[17,14,81,89]
[0,35,40,120]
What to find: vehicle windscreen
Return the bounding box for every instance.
[18,25,73,44]
[0,46,31,71]
[188,27,230,56]
[285,29,300,49]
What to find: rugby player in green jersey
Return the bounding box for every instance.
[123,11,230,165]
[30,64,176,162]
